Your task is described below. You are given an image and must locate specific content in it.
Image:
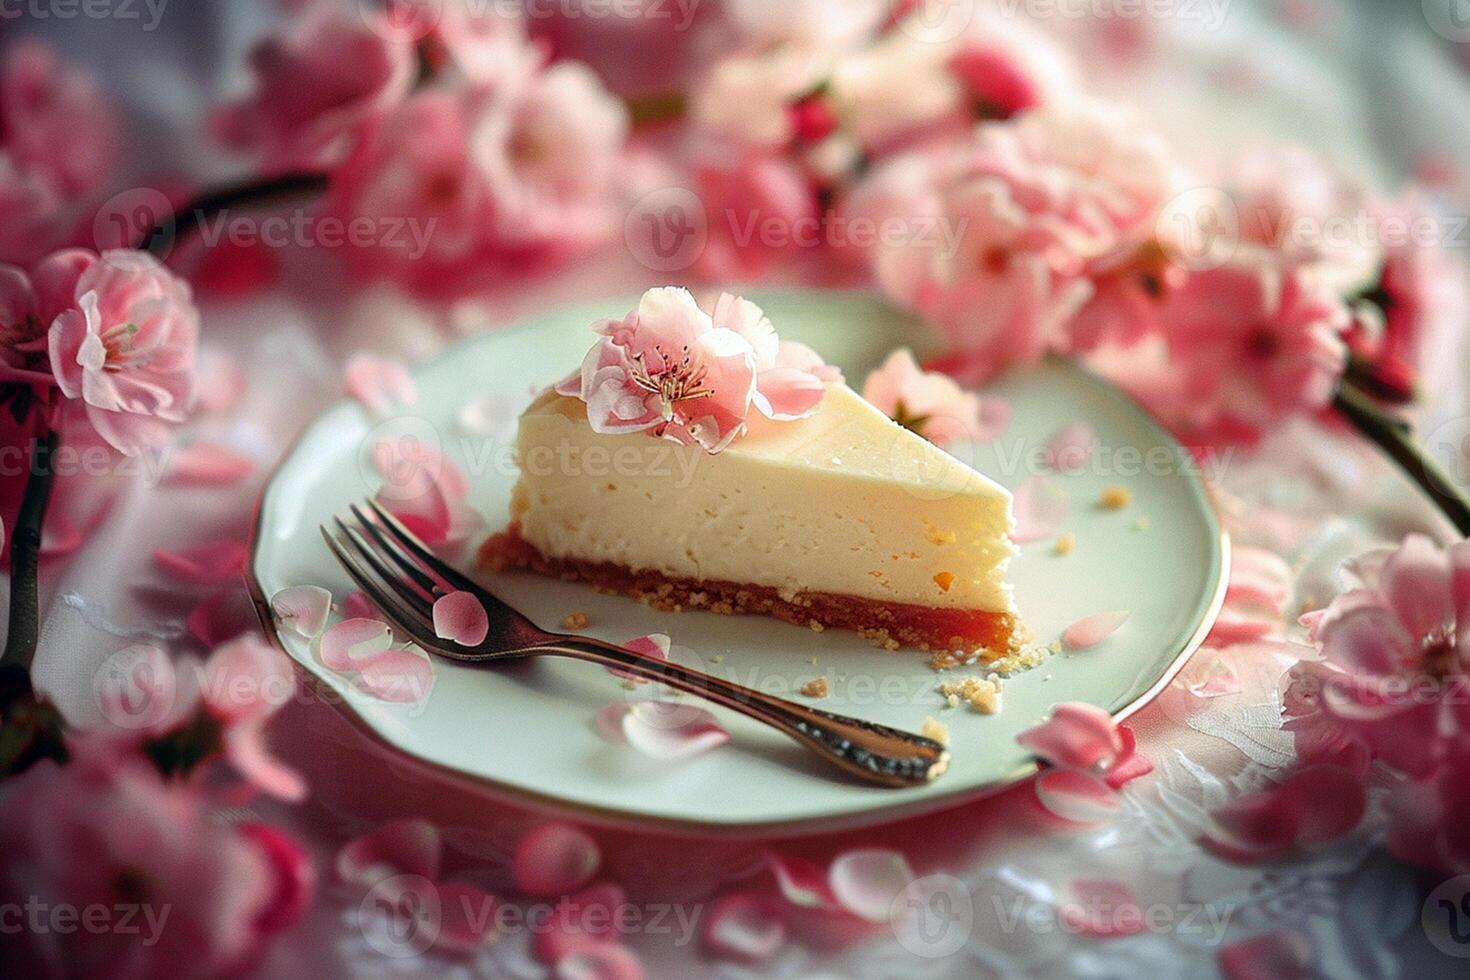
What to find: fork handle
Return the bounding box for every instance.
[538,638,950,788]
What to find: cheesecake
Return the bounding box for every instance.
[478,288,1019,656]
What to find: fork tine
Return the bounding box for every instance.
[348,502,443,596]
[319,526,434,635]
[333,516,437,620]
[364,497,481,594]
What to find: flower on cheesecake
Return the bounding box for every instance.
[861,348,1007,447]
[555,288,838,453]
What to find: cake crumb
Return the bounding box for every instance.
[945,693,960,709]
[1099,485,1132,510]
[933,571,956,592]
[808,620,825,633]
[921,717,950,745]
[709,654,724,664]
[1049,639,1063,654]
[937,676,1002,714]
[561,611,589,631]
[800,677,830,698]
[1054,532,1076,556]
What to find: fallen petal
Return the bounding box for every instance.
[703,894,785,963]
[1035,770,1122,823]
[319,618,395,671]
[1011,476,1069,544]
[1044,422,1094,473]
[433,591,489,646]
[513,823,601,897]
[271,585,333,639]
[337,818,441,887]
[606,633,671,683]
[1103,726,1154,789]
[1063,611,1130,650]
[768,854,839,910]
[345,352,417,417]
[358,649,435,703]
[164,441,256,486]
[436,881,498,953]
[153,540,249,585]
[1016,702,1124,772]
[615,702,730,761]
[829,850,915,923]
[1057,878,1145,938]
[555,944,643,980]
[1280,765,1366,844]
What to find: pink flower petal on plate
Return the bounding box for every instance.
[768,854,839,910]
[1063,611,1130,650]
[1035,770,1122,823]
[514,823,601,897]
[1057,879,1145,938]
[358,649,435,703]
[829,850,915,923]
[1218,931,1315,980]
[703,894,785,963]
[153,540,249,585]
[436,882,498,952]
[617,701,730,761]
[345,352,417,417]
[1017,702,1124,771]
[555,944,643,980]
[164,441,255,486]
[341,591,383,622]
[319,618,394,671]
[1011,476,1069,544]
[433,591,489,646]
[271,585,333,639]
[337,818,441,887]
[606,633,671,683]
[1044,422,1094,472]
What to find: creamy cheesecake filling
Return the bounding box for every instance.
[502,383,1016,618]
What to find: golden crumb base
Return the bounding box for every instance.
[479,526,1018,656]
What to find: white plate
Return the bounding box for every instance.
[249,289,1227,834]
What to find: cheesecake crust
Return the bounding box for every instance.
[479,526,1017,657]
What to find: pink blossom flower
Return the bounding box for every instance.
[946,9,1077,120]
[1283,534,1470,782]
[693,154,821,281]
[1200,764,1366,862]
[1016,703,1152,822]
[46,249,200,456]
[211,6,415,171]
[1,40,119,195]
[826,28,962,152]
[0,736,306,978]
[861,348,1007,446]
[692,45,831,150]
[709,292,840,420]
[1160,259,1349,433]
[387,0,530,83]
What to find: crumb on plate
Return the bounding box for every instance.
[1054,532,1076,556]
[937,675,1003,714]
[800,676,830,698]
[921,717,950,745]
[562,611,589,631]
[1099,485,1132,510]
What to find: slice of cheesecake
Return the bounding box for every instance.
[480,378,1019,656]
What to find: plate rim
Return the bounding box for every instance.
[246,287,1230,837]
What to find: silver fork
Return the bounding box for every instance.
[319,499,950,787]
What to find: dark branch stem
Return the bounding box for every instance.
[1335,381,1470,536]
[3,429,59,672]
[140,172,331,255]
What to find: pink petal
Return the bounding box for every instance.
[375,470,453,546]
[1379,533,1453,641]
[224,723,308,802]
[1281,765,1366,843]
[513,824,601,897]
[1057,879,1145,938]
[754,366,826,421]
[605,701,731,761]
[271,585,333,639]
[238,822,316,935]
[164,441,255,486]
[703,894,785,963]
[1011,476,1069,544]
[1035,770,1123,823]
[436,882,497,953]
[1218,931,1315,980]
[1227,546,1293,611]
[1104,726,1154,789]
[1200,785,1303,863]
[1017,702,1124,771]
[153,540,249,585]
[1044,422,1094,472]
[555,945,643,980]
[828,850,915,923]
[341,591,383,622]
[433,591,489,646]
[358,649,434,703]
[606,633,671,684]
[337,818,441,887]
[187,590,260,648]
[203,635,296,723]
[1063,611,1130,650]
[533,883,627,965]
[1317,603,1414,675]
[768,854,839,910]
[319,618,394,670]
[345,352,417,417]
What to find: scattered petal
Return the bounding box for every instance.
[433,591,489,646]
[829,850,914,923]
[1057,879,1145,938]
[271,585,333,639]
[152,540,249,585]
[337,818,441,887]
[1044,422,1094,472]
[187,590,260,647]
[1103,726,1154,789]
[341,591,383,622]
[1011,476,1069,544]
[436,882,498,952]
[239,822,316,934]
[533,883,626,965]
[703,894,785,963]
[555,943,643,980]
[602,701,731,761]
[1035,770,1122,823]
[1063,611,1130,650]
[164,441,256,486]
[345,352,417,417]
[358,649,435,703]
[319,618,394,671]
[223,723,308,802]
[514,824,601,897]
[606,633,671,683]
[1017,702,1124,771]
[768,854,839,910]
